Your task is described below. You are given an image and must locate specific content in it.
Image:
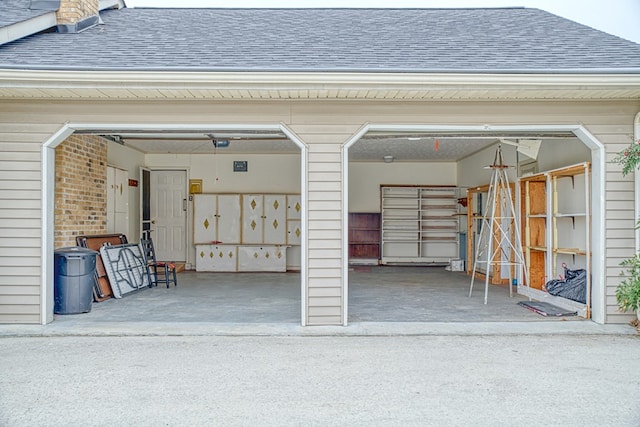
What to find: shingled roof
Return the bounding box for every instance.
[1,7,640,73]
[0,0,54,28]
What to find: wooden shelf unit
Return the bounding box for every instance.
[520,173,548,290]
[348,212,381,261]
[466,183,516,285]
[518,162,591,318]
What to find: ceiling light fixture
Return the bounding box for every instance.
[383,155,394,163]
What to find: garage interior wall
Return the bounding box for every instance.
[0,99,637,324]
[144,153,301,268]
[349,162,457,212]
[457,138,592,187]
[54,134,107,248]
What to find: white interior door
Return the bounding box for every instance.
[150,170,187,262]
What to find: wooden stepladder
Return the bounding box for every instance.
[469,145,528,304]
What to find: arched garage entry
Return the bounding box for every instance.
[343,124,605,324]
[41,123,308,325]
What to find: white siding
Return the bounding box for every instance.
[0,120,61,323]
[304,138,350,325]
[0,100,638,324]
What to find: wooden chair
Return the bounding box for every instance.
[140,234,177,288]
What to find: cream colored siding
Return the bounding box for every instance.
[304,138,347,325]
[0,120,60,324]
[601,128,638,323]
[0,100,639,324]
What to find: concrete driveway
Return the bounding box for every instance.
[1,333,639,426]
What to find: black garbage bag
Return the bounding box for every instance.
[544,266,587,304]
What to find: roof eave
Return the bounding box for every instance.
[0,0,124,46]
[99,0,126,10]
[1,69,640,101]
[0,12,57,46]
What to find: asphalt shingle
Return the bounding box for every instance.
[1,7,639,73]
[0,0,54,28]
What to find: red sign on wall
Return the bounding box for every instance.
[128,179,138,187]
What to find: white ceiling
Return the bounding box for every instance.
[104,130,573,161]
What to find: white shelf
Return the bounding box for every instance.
[555,212,587,218]
[381,185,459,265]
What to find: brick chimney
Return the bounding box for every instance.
[56,0,99,33]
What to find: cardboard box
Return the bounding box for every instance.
[449,259,464,271]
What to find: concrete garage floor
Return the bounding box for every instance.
[51,266,581,326]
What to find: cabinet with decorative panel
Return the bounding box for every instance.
[193,194,241,244]
[195,244,237,272]
[242,194,287,244]
[193,193,300,272]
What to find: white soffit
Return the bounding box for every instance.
[1,71,640,100]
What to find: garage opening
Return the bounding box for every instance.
[345,125,602,323]
[46,124,306,325]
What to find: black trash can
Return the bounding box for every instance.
[54,247,98,315]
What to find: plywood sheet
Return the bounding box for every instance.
[76,234,128,301]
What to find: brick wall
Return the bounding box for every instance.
[54,134,107,248]
[56,0,98,25]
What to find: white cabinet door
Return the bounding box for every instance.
[237,246,286,272]
[287,195,302,220]
[114,167,128,213]
[195,244,237,272]
[217,194,241,244]
[264,194,286,244]
[106,167,115,225]
[106,166,129,235]
[287,220,301,245]
[242,194,263,244]
[193,194,217,244]
[265,246,287,272]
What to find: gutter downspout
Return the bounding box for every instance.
[635,113,640,252]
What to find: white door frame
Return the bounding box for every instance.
[41,122,308,325]
[342,124,605,324]
[140,166,152,241]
